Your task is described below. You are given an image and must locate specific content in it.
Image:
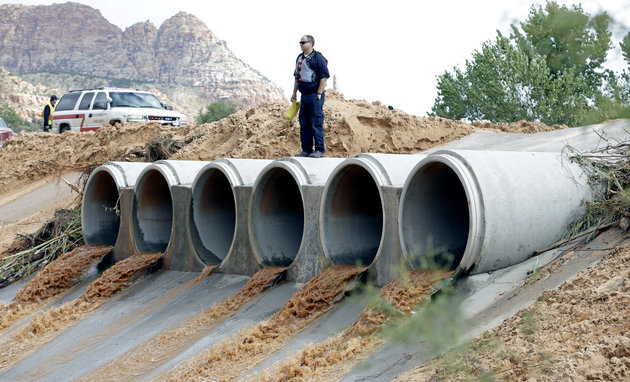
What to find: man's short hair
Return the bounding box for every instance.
[306,35,315,46]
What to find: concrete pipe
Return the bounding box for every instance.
[190,158,272,273]
[399,149,592,275]
[132,160,210,254]
[82,162,150,245]
[248,157,344,279]
[320,154,426,284]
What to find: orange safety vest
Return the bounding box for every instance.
[42,102,55,125]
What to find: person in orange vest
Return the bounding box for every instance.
[42,95,58,132]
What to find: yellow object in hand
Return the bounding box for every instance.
[284,101,300,121]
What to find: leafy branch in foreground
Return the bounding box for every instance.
[0,207,84,288]
[564,130,630,239]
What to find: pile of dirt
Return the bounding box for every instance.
[0,90,566,196]
[173,91,566,160]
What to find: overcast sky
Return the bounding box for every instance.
[3,0,629,115]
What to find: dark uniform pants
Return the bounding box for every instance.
[298,92,325,153]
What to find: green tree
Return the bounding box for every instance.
[431,1,624,127]
[431,34,589,126]
[0,102,24,128]
[196,101,240,124]
[622,31,630,65]
[512,1,612,94]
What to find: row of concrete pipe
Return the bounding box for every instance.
[81,148,592,285]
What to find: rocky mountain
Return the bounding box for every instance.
[0,2,285,118]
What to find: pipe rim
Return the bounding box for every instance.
[399,151,483,274]
[319,158,387,267]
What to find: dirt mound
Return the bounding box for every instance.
[396,241,630,381]
[0,90,565,196]
[173,91,565,161]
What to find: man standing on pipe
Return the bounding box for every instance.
[291,35,330,158]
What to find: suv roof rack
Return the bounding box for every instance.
[67,87,142,93]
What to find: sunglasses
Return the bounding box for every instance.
[299,41,311,44]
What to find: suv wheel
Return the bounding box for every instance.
[60,125,70,133]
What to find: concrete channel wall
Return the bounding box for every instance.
[81,121,628,284]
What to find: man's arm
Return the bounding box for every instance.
[317,78,328,99]
[291,80,298,102]
[316,54,330,99]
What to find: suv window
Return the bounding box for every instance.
[110,92,163,109]
[78,92,95,110]
[92,92,108,110]
[55,93,81,111]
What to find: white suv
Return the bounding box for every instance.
[52,87,187,133]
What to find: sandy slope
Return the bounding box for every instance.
[396,240,630,381]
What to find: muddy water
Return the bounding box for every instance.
[0,252,162,373]
[194,264,216,282]
[256,269,453,381]
[82,266,286,381]
[0,244,112,333]
[161,264,367,381]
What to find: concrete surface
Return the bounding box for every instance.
[0,172,81,225]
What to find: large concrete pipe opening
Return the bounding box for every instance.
[82,171,120,245]
[320,164,384,266]
[400,161,469,270]
[250,167,304,266]
[132,169,173,253]
[190,168,235,265]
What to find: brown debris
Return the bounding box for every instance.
[0,244,112,333]
[82,266,286,381]
[162,264,367,381]
[257,270,452,381]
[0,252,163,372]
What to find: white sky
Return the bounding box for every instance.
[3,0,629,115]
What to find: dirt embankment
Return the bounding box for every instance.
[0,90,565,196]
[396,241,630,381]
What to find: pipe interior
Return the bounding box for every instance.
[322,165,383,266]
[133,169,173,253]
[190,169,235,265]
[83,171,120,245]
[401,162,469,270]
[251,167,304,266]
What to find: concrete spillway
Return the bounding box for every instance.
[4,119,622,381]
